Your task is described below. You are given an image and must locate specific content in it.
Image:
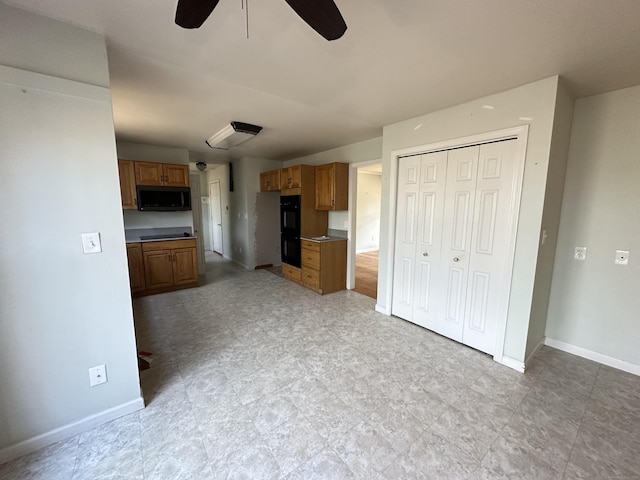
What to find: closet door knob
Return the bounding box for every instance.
[422,252,429,257]
[453,257,460,262]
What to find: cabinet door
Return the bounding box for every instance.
[315,164,335,210]
[260,172,270,192]
[172,247,199,285]
[118,160,137,210]
[269,170,281,191]
[126,243,146,292]
[135,162,164,186]
[163,164,189,187]
[143,250,174,289]
[285,165,301,188]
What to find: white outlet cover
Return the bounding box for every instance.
[615,250,630,265]
[81,232,102,254]
[89,365,107,386]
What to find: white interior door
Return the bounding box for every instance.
[462,140,517,354]
[435,146,479,342]
[209,181,223,255]
[391,138,519,356]
[412,151,447,329]
[391,155,421,321]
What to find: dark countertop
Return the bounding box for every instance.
[125,227,194,244]
[301,236,347,243]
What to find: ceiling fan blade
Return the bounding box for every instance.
[284,0,347,41]
[175,0,221,29]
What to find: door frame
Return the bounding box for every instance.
[346,158,382,290]
[384,125,529,364]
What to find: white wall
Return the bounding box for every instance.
[356,172,382,252]
[379,77,562,365]
[0,5,142,460]
[546,85,640,369]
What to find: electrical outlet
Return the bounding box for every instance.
[615,250,630,265]
[574,247,587,260]
[89,365,107,386]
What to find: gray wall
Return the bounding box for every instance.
[546,84,640,368]
[0,4,141,459]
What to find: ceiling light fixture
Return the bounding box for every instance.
[206,121,263,150]
[195,162,207,172]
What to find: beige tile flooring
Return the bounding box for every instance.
[2,253,640,479]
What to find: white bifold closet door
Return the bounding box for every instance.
[392,140,517,355]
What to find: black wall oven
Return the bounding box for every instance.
[280,195,301,267]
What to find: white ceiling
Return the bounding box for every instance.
[6,0,640,161]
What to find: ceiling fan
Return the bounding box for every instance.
[175,0,347,41]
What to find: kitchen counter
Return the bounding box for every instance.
[125,226,194,243]
[301,235,347,243]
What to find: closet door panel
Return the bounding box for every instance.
[436,146,479,341]
[392,155,421,321]
[463,140,517,354]
[412,151,447,328]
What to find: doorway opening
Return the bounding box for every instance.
[348,161,382,299]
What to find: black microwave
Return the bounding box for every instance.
[136,186,192,211]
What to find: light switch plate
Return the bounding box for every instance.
[574,246,586,260]
[81,232,102,254]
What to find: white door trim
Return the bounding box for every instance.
[384,125,529,363]
[347,159,382,290]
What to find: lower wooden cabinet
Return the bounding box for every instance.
[300,239,346,295]
[282,263,302,283]
[126,243,146,293]
[127,239,198,296]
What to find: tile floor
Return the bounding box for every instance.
[1,253,640,479]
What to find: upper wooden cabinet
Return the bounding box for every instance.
[135,161,189,187]
[315,162,349,210]
[118,159,137,210]
[260,169,281,192]
[281,165,302,190]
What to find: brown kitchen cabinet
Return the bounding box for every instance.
[300,239,347,294]
[282,263,302,284]
[137,238,198,295]
[135,161,189,187]
[260,169,281,192]
[280,165,302,191]
[126,243,146,293]
[118,159,137,210]
[315,162,349,210]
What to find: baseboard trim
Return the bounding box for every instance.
[375,304,390,315]
[525,338,546,366]
[544,337,640,376]
[494,355,525,373]
[0,397,145,465]
[355,247,379,254]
